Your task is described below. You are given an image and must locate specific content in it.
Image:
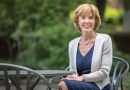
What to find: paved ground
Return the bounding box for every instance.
[0,84,123,90]
[0,79,59,90]
[0,83,123,90]
[0,83,58,90]
[0,84,46,90]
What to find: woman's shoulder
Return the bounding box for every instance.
[69,36,81,46]
[97,33,111,40]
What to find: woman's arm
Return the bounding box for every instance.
[83,37,112,82]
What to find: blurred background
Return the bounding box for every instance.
[0,0,130,89]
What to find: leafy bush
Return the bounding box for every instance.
[0,0,88,69]
[10,21,81,70]
[33,22,81,70]
[104,6,124,25]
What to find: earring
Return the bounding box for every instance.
[94,25,95,29]
[78,25,80,28]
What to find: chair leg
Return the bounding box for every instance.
[30,77,41,90]
[0,77,12,87]
[46,87,51,90]
[9,77,22,90]
[121,78,123,90]
[8,79,12,87]
[9,77,17,87]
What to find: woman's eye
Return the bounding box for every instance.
[89,16,94,19]
[81,17,85,19]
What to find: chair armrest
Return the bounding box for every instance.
[49,76,63,83]
[49,66,70,84]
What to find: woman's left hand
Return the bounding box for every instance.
[62,74,85,82]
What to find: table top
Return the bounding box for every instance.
[0,70,72,77]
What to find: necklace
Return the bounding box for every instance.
[81,33,96,45]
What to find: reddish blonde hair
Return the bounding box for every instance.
[73,3,101,32]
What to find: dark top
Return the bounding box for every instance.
[76,45,94,76]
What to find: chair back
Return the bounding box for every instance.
[0,63,61,90]
[111,57,129,90]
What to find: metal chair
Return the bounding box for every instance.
[0,63,61,90]
[49,56,129,90]
[111,57,129,90]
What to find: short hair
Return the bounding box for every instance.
[73,3,101,32]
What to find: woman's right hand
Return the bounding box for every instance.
[63,74,78,79]
[62,74,85,81]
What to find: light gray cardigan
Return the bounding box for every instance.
[69,33,113,89]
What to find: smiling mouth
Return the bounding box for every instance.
[84,25,90,28]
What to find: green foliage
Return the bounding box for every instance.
[0,0,15,36]
[104,6,124,25]
[0,0,86,36]
[123,72,130,90]
[33,22,81,69]
[0,0,88,69]
[3,21,81,70]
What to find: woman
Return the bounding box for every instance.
[58,3,112,90]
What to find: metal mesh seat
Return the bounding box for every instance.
[0,63,61,90]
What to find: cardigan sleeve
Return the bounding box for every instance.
[83,37,113,82]
[69,41,74,73]
[68,39,77,74]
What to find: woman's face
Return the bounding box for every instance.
[78,12,95,33]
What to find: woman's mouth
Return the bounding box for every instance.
[84,25,90,28]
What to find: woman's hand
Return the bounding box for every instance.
[66,74,78,79]
[62,74,85,82]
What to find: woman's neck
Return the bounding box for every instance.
[82,31,95,42]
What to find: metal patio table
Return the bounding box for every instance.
[0,70,72,90]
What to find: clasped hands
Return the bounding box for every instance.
[62,74,85,82]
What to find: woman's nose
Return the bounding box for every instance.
[85,18,89,23]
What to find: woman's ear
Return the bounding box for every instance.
[77,16,79,24]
